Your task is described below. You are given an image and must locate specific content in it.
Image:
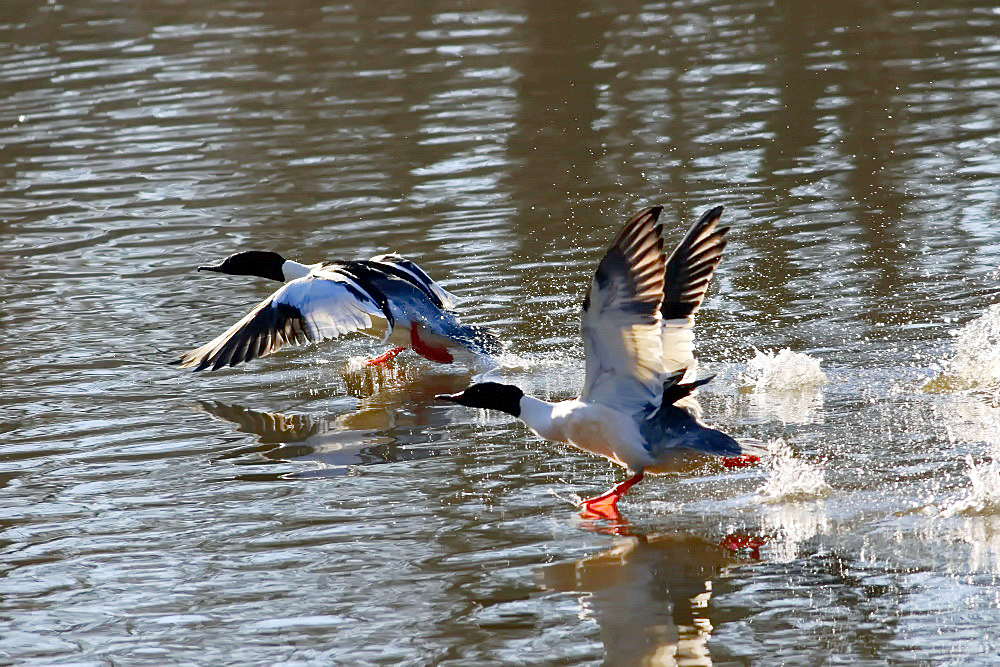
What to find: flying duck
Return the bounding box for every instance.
[437,205,755,519]
[173,251,501,371]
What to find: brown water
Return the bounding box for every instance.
[4,0,1000,663]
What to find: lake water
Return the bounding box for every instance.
[4,0,1000,664]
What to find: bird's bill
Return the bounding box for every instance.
[197,264,226,273]
[434,392,463,402]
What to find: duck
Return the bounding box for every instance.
[173,250,501,371]
[437,205,756,519]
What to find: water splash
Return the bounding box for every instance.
[741,349,827,423]
[756,439,830,502]
[925,304,1000,394]
[741,348,828,392]
[941,455,1000,517]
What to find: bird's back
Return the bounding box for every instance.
[638,400,741,471]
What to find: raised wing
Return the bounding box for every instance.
[660,206,729,374]
[580,206,668,413]
[369,253,458,309]
[174,274,385,371]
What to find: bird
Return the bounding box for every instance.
[173,250,502,371]
[436,205,756,519]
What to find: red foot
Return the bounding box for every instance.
[720,533,767,559]
[578,471,644,521]
[364,347,405,367]
[722,454,761,468]
[579,497,625,522]
[410,326,454,364]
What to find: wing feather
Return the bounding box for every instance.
[368,253,458,309]
[580,206,668,413]
[580,205,731,414]
[174,275,385,371]
[660,205,729,374]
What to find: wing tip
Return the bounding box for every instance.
[700,204,724,221]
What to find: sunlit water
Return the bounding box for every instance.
[4,0,1000,663]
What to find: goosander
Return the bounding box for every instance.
[437,205,753,518]
[173,250,501,371]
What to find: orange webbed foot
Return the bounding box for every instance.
[364,347,405,367]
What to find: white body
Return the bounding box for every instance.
[519,396,657,471]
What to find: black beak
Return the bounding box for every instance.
[198,264,225,273]
[435,392,462,402]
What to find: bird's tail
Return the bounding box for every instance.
[661,369,712,404]
[451,322,504,357]
[680,423,741,457]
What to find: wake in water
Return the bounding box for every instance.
[925,303,1000,394]
[740,348,828,424]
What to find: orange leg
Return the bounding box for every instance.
[722,454,760,468]
[579,471,645,521]
[364,346,405,367]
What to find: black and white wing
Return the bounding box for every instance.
[580,206,669,413]
[174,271,386,371]
[369,253,458,309]
[660,206,729,374]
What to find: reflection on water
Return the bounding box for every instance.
[199,401,436,478]
[953,516,1000,574]
[198,362,467,478]
[538,530,750,666]
[740,349,827,424]
[758,500,830,563]
[5,0,1000,662]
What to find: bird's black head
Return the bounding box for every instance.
[198,251,287,282]
[435,382,524,417]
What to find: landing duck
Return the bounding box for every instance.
[174,251,500,371]
[437,206,755,518]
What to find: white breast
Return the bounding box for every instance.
[522,398,656,471]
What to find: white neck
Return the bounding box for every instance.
[281,260,318,281]
[518,395,562,441]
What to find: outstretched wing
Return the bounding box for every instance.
[660,206,729,374]
[580,206,668,413]
[174,273,386,371]
[369,253,458,310]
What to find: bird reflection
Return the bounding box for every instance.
[198,363,471,478]
[538,529,760,666]
[199,401,426,478]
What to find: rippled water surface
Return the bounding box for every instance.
[4,0,1000,663]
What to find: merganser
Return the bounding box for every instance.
[437,205,754,518]
[173,251,501,371]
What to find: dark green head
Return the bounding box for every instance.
[436,382,524,417]
[198,251,287,282]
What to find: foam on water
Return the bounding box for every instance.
[925,304,1000,394]
[756,439,831,502]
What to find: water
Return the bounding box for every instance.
[3,0,1000,663]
